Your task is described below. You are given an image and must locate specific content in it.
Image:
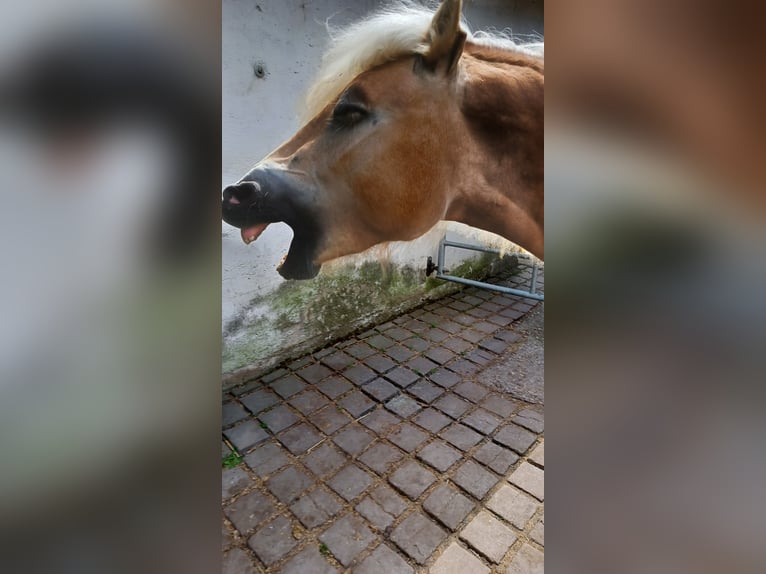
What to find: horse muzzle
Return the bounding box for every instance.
[221,168,323,280]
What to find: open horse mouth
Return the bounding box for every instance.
[222,175,323,280]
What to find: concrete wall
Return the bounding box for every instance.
[222,0,543,384]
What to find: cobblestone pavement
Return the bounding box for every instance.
[222,266,544,573]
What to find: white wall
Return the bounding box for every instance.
[222,0,543,381]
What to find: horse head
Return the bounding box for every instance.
[222,0,543,279]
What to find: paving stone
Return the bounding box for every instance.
[281,546,339,574]
[405,356,439,376]
[367,334,396,350]
[401,337,430,352]
[473,321,500,334]
[481,395,517,418]
[428,368,461,389]
[460,511,517,563]
[222,466,251,500]
[224,420,269,452]
[247,514,299,566]
[344,364,378,386]
[464,349,495,366]
[457,329,485,343]
[495,330,521,344]
[314,346,335,359]
[222,441,232,457]
[346,342,377,360]
[434,394,471,419]
[261,367,289,384]
[437,320,463,335]
[240,389,280,415]
[384,344,417,362]
[384,326,414,342]
[387,423,428,452]
[494,424,537,454]
[328,465,374,501]
[423,328,449,343]
[454,381,490,403]
[417,440,462,472]
[222,547,258,574]
[452,313,476,326]
[441,337,473,355]
[446,358,481,376]
[499,307,525,320]
[472,442,519,475]
[430,542,489,574]
[355,497,396,531]
[289,389,330,415]
[386,395,422,418]
[478,337,508,355]
[321,350,356,372]
[224,490,276,535]
[402,318,429,333]
[529,441,544,467]
[453,460,499,499]
[278,423,323,455]
[359,408,401,434]
[424,346,455,365]
[222,401,248,427]
[303,443,347,477]
[506,543,544,574]
[408,379,445,403]
[354,543,414,574]
[339,391,377,418]
[487,484,538,529]
[413,408,452,433]
[363,378,399,402]
[423,484,475,530]
[364,354,397,374]
[391,512,447,564]
[244,442,290,478]
[270,374,307,398]
[448,300,472,312]
[312,405,352,435]
[389,461,437,500]
[508,462,544,500]
[333,423,375,456]
[317,376,353,399]
[289,487,342,528]
[297,363,333,384]
[319,514,376,567]
[358,442,404,475]
[385,366,421,388]
[487,314,514,327]
[287,356,312,370]
[462,408,503,435]
[267,465,314,504]
[370,483,409,517]
[530,515,544,546]
[258,404,299,433]
[440,423,483,451]
[512,409,544,433]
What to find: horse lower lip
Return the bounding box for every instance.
[240,223,269,244]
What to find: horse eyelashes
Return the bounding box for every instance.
[329,102,369,130]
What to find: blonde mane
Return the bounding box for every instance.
[303,1,544,120]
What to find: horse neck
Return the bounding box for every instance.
[447,45,544,258]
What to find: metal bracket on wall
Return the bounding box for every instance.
[426,237,544,301]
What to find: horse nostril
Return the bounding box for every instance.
[223,181,261,205]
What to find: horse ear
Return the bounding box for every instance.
[422,0,466,75]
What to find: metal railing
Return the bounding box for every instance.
[426,238,544,301]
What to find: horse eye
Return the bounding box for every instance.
[331,102,368,128]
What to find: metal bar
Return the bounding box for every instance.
[432,236,543,301]
[435,273,545,300]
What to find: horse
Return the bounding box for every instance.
[222,0,543,279]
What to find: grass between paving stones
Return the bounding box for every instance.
[222,451,243,468]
